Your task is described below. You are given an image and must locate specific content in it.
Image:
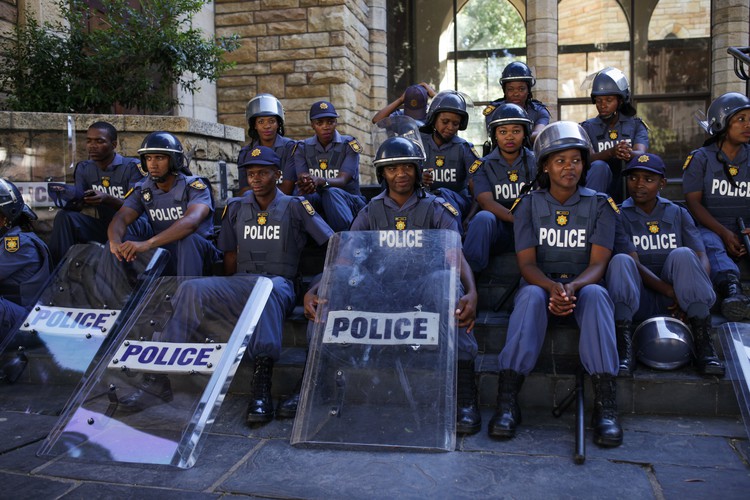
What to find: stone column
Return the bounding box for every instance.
[177,1,218,122]
[526,0,558,121]
[712,0,750,98]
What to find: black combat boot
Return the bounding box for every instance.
[246,356,274,425]
[119,373,173,412]
[276,377,302,419]
[718,273,750,321]
[690,316,725,377]
[616,320,635,377]
[590,373,623,447]
[456,360,481,435]
[488,369,524,438]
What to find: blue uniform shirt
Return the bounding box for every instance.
[289,131,362,196]
[351,191,461,232]
[237,136,298,190]
[74,154,145,222]
[420,132,477,196]
[472,147,536,208]
[580,114,649,156]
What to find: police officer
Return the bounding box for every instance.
[0,179,51,338]
[236,94,298,196]
[606,153,721,377]
[420,90,478,221]
[464,103,537,272]
[288,101,366,232]
[372,82,436,127]
[303,136,480,434]
[49,121,146,263]
[683,92,750,321]
[107,131,219,276]
[483,61,551,147]
[490,122,623,448]
[580,67,649,201]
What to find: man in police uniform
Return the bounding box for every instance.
[49,121,146,263]
[302,136,481,435]
[288,101,366,232]
[0,179,52,338]
[606,153,721,377]
[107,131,218,276]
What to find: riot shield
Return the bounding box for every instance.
[0,244,168,414]
[718,322,750,441]
[38,275,272,468]
[291,230,460,451]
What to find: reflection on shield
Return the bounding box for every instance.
[0,244,168,415]
[719,322,750,442]
[291,230,460,451]
[38,275,273,468]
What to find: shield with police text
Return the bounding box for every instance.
[718,322,750,442]
[291,230,460,451]
[39,275,272,468]
[0,244,168,414]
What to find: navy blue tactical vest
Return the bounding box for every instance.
[480,155,532,208]
[421,134,469,196]
[75,157,140,221]
[367,195,437,230]
[622,202,680,276]
[699,148,750,229]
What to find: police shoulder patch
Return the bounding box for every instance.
[136,162,147,177]
[682,154,694,171]
[301,199,316,216]
[469,159,483,174]
[606,196,621,214]
[348,139,362,154]
[483,105,496,116]
[470,146,480,159]
[509,197,522,214]
[4,236,20,253]
[442,201,459,217]
[190,179,207,190]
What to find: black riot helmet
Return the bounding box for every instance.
[245,93,286,140]
[138,131,187,179]
[0,178,37,237]
[704,92,750,137]
[487,102,532,147]
[533,122,593,189]
[500,61,536,90]
[589,67,636,116]
[373,136,426,186]
[423,90,470,132]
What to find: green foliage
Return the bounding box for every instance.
[0,0,239,113]
[457,0,525,50]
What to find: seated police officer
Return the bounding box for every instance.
[107,131,218,276]
[49,121,147,263]
[302,136,481,434]
[0,179,52,339]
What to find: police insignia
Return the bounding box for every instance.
[508,171,519,182]
[555,211,569,226]
[729,165,739,177]
[470,146,480,158]
[320,103,329,110]
[682,154,693,170]
[142,188,152,202]
[348,139,362,153]
[395,217,407,230]
[251,148,261,157]
[483,105,496,116]
[102,177,110,188]
[137,162,147,177]
[124,187,134,199]
[190,179,207,190]
[435,156,445,168]
[301,200,316,215]
[319,159,328,170]
[510,197,521,213]
[607,197,621,214]
[442,202,459,217]
[609,130,618,140]
[4,236,19,253]
[469,160,482,174]
[257,212,268,225]
[409,99,418,107]
[637,154,649,163]
[647,221,659,234]
[221,205,229,220]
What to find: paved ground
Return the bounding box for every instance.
[1,395,749,499]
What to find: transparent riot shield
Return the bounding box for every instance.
[38,275,272,468]
[0,244,168,414]
[718,322,750,441]
[291,230,460,451]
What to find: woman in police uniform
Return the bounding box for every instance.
[489,122,623,448]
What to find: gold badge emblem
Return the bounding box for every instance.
[682,154,694,171]
[320,102,329,110]
[137,162,147,176]
[729,165,739,177]
[102,177,110,188]
[409,99,418,107]
[319,159,328,170]
[190,179,207,190]
[301,200,316,215]
[395,217,407,230]
[607,197,621,214]
[435,156,445,168]
[637,154,649,163]
[4,236,19,253]
[142,189,152,202]
[348,139,362,153]
[252,148,261,157]
[508,171,519,183]
[469,160,482,174]
[257,212,268,225]
[483,105,496,116]
[648,221,659,234]
[609,130,618,140]
[555,210,569,226]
